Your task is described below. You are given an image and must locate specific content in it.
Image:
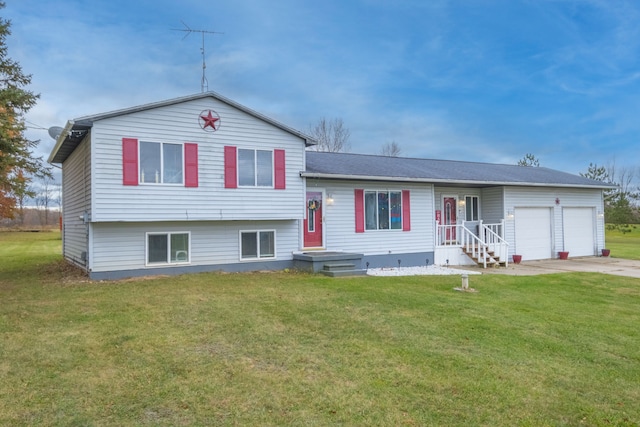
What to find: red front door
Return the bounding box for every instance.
[303,191,323,248]
[443,197,457,240]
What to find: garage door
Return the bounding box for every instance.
[515,208,552,260]
[563,208,595,257]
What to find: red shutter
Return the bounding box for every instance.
[354,189,365,233]
[224,146,237,188]
[274,149,286,189]
[402,190,411,231]
[184,143,198,187]
[122,138,138,186]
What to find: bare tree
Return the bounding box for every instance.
[380,141,402,157]
[308,118,351,152]
[35,176,59,226]
[607,161,637,199]
[13,170,35,225]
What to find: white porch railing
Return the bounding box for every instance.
[436,224,490,268]
[480,221,509,267]
[436,220,509,268]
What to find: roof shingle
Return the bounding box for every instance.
[303,151,613,188]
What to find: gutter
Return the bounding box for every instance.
[300,172,618,190]
[47,120,75,164]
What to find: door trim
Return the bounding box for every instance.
[303,189,325,249]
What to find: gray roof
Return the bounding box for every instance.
[48,91,316,164]
[303,151,615,189]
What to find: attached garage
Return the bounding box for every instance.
[515,207,553,260]
[563,207,595,257]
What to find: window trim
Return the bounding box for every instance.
[239,230,277,260]
[139,141,185,186]
[237,148,274,188]
[364,190,403,231]
[145,231,191,266]
[464,195,480,221]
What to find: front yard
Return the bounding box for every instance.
[605,224,640,260]
[0,231,639,426]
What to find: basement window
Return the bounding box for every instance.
[146,232,190,265]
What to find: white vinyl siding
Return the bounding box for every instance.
[61,136,91,268]
[562,208,596,257]
[89,97,305,222]
[89,220,298,273]
[310,179,433,255]
[503,186,606,259]
[480,187,504,224]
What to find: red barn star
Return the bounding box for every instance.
[199,110,220,131]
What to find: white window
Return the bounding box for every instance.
[465,196,479,221]
[238,149,273,187]
[365,190,402,230]
[140,141,183,184]
[240,230,275,259]
[146,232,190,265]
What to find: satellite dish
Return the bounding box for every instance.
[48,126,64,140]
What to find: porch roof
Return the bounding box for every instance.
[302,151,616,189]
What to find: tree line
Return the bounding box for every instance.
[518,153,639,229]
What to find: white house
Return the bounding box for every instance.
[48,92,614,279]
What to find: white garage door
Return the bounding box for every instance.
[515,208,552,260]
[563,208,595,257]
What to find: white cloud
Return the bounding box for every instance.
[5,0,640,178]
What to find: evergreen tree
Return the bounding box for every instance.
[517,153,540,167]
[0,2,48,218]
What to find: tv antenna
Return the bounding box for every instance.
[172,21,223,92]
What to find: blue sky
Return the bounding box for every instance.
[7,0,640,175]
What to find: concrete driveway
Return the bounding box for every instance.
[458,257,640,278]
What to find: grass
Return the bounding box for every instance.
[605,224,640,260]
[1,231,640,426]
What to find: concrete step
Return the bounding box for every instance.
[293,252,364,274]
[323,262,357,271]
[320,269,367,277]
[321,262,367,276]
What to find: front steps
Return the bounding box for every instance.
[321,261,367,277]
[292,252,366,277]
[462,247,507,268]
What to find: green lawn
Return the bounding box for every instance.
[605,224,640,260]
[1,231,639,426]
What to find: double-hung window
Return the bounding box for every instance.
[364,190,402,230]
[123,138,197,187]
[238,149,273,187]
[146,232,190,265]
[240,230,275,259]
[465,196,479,221]
[140,141,183,184]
